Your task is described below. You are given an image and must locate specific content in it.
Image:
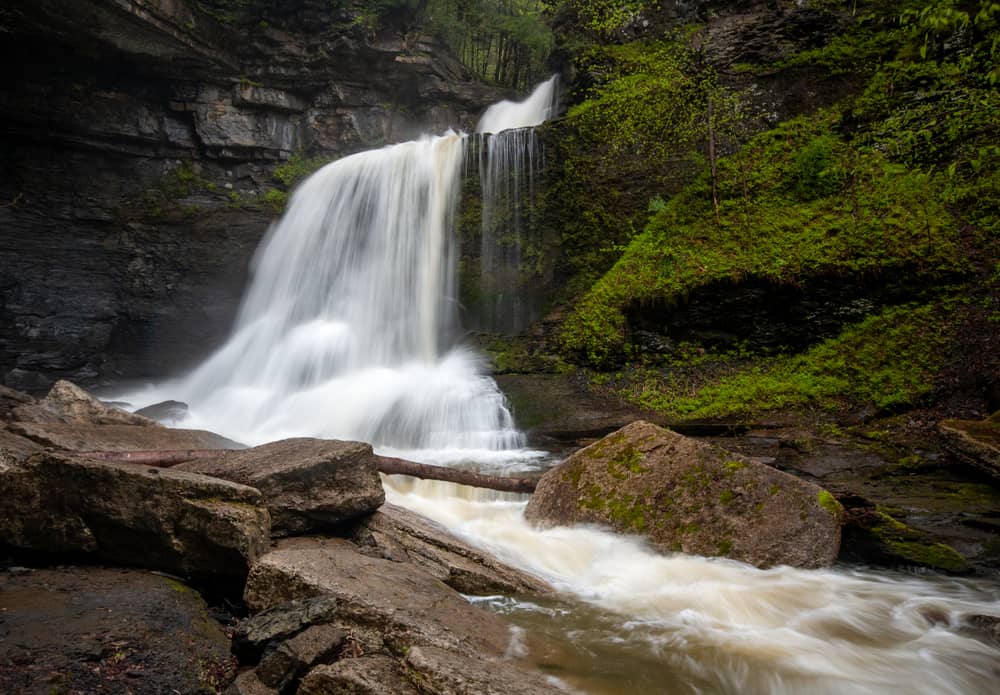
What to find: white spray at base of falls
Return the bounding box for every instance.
[125,133,526,454]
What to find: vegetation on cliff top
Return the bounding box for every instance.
[556,2,999,406]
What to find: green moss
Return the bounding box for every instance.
[723,460,747,474]
[612,302,952,419]
[718,489,735,505]
[717,539,734,556]
[817,490,842,517]
[869,508,969,573]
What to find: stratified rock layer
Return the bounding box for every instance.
[0,451,270,579]
[176,438,385,536]
[525,421,843,568]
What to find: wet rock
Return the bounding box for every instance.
[350,503,550,595]
[233,596,340,663]
[297,657,419,695]
[243,536,518,658]
[7,421,243,452]
[525,421,844,569]
[404,645,565,695]
[0,566,235,695]
[840,506,969,573]
[938,413,1000,480]
[256,624,345,692]
[176,438,384,536]
[0,452,270,580]
[135,399,190,424]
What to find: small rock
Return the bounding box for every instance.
[233,596,339,663]
[297,657,419,695]
[256,624,345,691]
[938,415,1000,480]
[14,380,157,426]
[225,670,277,695]
[135,400,189,424]
[404,645,566,695]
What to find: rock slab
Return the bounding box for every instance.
[0,566,235,695]
[0,451,270,579]
[525,421,843,568]
[939,412,1000,480]
[176,438,385,536]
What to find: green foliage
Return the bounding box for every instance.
[618,303,951,419]
[273,153,330,189]
[557,0,653,37]
[788,134,845,200]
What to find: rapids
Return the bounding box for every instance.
[119,76,1000,694]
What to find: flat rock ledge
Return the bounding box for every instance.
[177,438,385,536]
[0,451,270,580]
[237,536,564,694]
[525,420,844,569]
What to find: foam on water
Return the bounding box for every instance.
[385,477,1000,695]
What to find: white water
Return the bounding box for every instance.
[475,74,558,135]
[386,477,1000,695]
[122,133,523,454]
[121,77,1000,693]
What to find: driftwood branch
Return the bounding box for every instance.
[77,449,538,494]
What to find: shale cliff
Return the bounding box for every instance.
[0,0,506,391]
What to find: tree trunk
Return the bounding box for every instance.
[77,449,539,494]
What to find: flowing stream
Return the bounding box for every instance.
[122,77,1000,694]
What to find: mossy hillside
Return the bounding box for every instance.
[559,1,1000,369]
[617,302,953,420]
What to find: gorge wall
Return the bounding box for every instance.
[0,0,508,392]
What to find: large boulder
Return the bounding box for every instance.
[0,566,235,695]
[939,412,1000,480]
[348,503,550,596]
[176,438,384,536]
[524,421,843,569]
[0,451,270,580]
[243,536,519,659]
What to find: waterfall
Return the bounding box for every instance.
[471,76,558,333]
[132,133,529,455]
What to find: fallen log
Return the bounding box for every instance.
[76,449,538,494]
[376,456,537,494]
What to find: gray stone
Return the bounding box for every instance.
[226,670,278,695]
[0,452,270,579]
[404,645,566,695]
[233,596,340,663]
[176,438,384,536]
[7,421,243,452]
[22,380,157,426]
[352,503,550,596]
[256,624,345,691]
[135,399,190,424]
[243,536,519,659]
[297,657,419,695]
[525,421,843,569]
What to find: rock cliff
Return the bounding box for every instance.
[0,0,507,391]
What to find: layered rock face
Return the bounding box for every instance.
[0,0,506,391]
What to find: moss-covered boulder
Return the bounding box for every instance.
[524,421,843,568]
[841,506,969,574]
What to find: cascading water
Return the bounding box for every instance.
[122,76,1000,693]
[126,134,526,457]
[470,75,558,333]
